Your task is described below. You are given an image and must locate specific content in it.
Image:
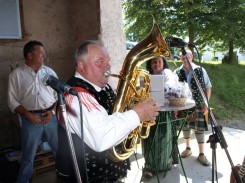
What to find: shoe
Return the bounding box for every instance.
[181,148,192,158]
[197,154,211,166]
[141,172,154,182]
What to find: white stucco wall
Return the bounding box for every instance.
[99,0,127,89]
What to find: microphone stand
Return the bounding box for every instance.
[57,92,82,183]
[180,47,242,183]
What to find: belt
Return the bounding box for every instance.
[29,106,53,113]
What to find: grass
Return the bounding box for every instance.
[167,60,245,122]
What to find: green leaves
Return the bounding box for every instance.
[123,0,245,63]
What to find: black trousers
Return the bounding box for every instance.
[56,125,87,182]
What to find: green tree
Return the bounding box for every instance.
[123,0,245,64]
[200,0,245,63]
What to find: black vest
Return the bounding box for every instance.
[56,76,130,183]
[175,67,205,106]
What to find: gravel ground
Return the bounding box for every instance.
[219,121,245,131]
[216,115,245,131]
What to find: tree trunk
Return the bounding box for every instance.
[222,39,238,64]
[188,26,194,45]
[213,50,216,61]
[188,24,195,58]
[228,40,234,64]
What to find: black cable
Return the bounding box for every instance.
[57,92,83,183]
[191,45,212,130]
[76,93,89,183]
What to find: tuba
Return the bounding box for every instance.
[107,22,171,162]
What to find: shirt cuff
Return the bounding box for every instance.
[124,110,141,130]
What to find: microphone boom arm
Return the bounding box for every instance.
[180,47,242,183]
[58,93,82,183]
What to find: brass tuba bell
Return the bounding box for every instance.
[107,21,171,162]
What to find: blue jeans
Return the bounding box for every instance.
[17,113,58,183]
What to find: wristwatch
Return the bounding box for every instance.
[51,109,56,116]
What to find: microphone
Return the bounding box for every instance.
[165,36,195,48]
[42,74,78,96]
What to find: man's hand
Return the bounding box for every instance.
[25,112,42,125]
[41,111,54,124]
[132,99,160,122]
[202,105,209,115]
[25,111,53,124]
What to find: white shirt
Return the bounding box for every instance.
[61,72,140,152]
[161,68,177,88]
[8,64,57,112]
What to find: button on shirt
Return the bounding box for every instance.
[8,64,57,112]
